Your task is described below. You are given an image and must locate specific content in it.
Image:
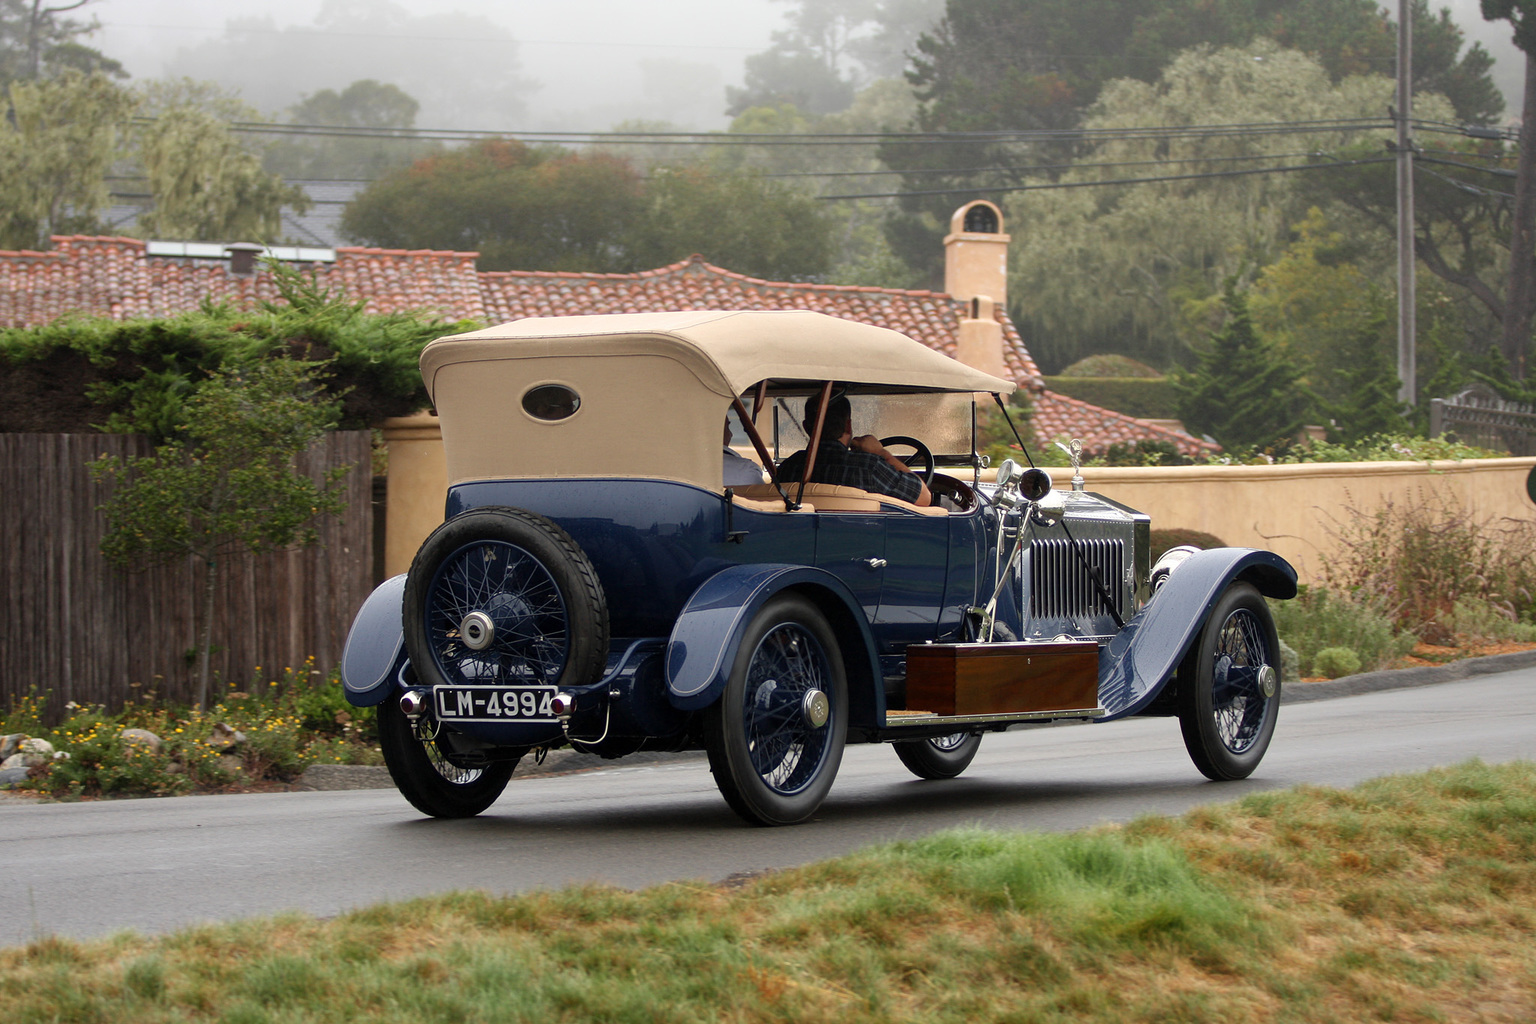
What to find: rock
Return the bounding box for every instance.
[2,739,55,768]
[207,723,248,750]
[120,728,162,752]
[0,765,31,787]
[165,762,184,775]
[218,754,243,772]
[0,734,24,760]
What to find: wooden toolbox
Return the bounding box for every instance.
[903,640,1101,716]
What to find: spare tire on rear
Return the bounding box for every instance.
[403,506,609,693]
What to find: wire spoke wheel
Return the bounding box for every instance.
[426,539,570,685]
[1178,582,1280,781]
[707,595,847,826]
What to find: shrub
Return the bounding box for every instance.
[1269,587,1417,678]
[1312,647,1363,679]
[1442,597,1536,644]
[1320,491,1536,633]
[2,661,379,798]
[1043,376,1179,419]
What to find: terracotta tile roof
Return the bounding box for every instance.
[0,237,1213,454]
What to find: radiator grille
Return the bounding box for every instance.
[1029,537,1126,622]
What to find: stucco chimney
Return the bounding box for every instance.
[945,201,1010,379]
[944,200,1009,307]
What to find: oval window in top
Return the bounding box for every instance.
[522,384,581,421]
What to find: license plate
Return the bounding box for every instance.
[433,685,558,723]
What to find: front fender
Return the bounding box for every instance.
[1096,548,1296,722]
[340,574,408,707]
[665,564,882,719]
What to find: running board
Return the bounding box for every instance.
[883,706,1104,728]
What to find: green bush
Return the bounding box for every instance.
[2,661,379,799]
[1269,587,1417,678]
[1043,376,1179,419]
[0,262,475,439]
[1442,597,1536,643]
[1312,647,1363,679]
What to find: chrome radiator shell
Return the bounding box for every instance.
[1018,491,1150,641]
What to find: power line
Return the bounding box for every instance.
[195,115,1394,147]
[817,156,1397,200]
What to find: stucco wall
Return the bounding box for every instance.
[1066,458,1536,583]
[382,414,1536,585]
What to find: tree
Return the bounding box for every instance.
[92,358,349,710]
[265,79,431,180]
[727,0,942,116]
[1482,0,1536,379]
[880,0,1503,282]
[629,165,834,280]
[341,140,836,279]
[341,140,646,272]
[1319,311,1409,443]
[162,5,532,131]
[0,69,134,249]
[1174,283,1308,450]
[1248,208,1392,405]
[0,0,120,84]
[135,105,310,241]
[1007,41,1437,370]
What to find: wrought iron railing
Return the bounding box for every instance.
[1429,385,1536,457]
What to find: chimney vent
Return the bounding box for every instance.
[224,242,264,276]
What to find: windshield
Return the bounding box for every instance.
[764,392,975,462]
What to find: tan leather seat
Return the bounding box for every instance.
[732,482,947,516]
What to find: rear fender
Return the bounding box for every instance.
[666,564,884,727]
[340,574,408,707]
[1096,548,1296,721]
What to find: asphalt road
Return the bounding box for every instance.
[3,666,1533,946]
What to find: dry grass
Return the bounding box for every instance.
[3,760,1534,1022]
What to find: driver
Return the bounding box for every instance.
[777,394,931,506]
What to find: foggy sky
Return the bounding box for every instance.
[85,0,1528,132]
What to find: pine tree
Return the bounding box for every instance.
[1174,283,1307,450]
[1322,312,1409,444]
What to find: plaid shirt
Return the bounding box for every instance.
[778,439,923,504]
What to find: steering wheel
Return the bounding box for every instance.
[879,435,935,486]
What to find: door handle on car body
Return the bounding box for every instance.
[861,557,887,570]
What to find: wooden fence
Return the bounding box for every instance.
[0,432,374,714]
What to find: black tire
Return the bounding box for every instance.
[893,732,982,780]
[377,699,517,818]
[706,595,848,826]
[1177,582,1280,781]
[403,507,609,695]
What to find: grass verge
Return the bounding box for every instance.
[3,759,1534,1022]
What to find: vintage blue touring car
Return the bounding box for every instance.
[340,310,1296,825]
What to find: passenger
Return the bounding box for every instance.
[723,420,766,486]
[777,394,931,506]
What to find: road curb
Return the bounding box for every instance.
[1282,648,1536,704]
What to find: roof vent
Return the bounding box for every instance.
[963,204,999,234]
[224,241,264,276]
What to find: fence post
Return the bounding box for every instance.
[1429,397,1445,438]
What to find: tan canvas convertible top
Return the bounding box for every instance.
[421,310,1016,490]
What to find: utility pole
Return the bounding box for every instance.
[1396,0,1417,405]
